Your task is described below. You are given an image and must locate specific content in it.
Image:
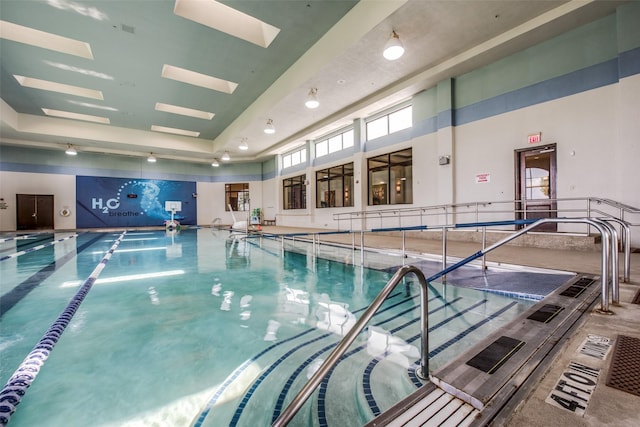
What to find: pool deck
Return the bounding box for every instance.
[260,225,640,427]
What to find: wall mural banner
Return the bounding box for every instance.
[76,176,197,228]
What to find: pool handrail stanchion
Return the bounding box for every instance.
[272,265,429,427]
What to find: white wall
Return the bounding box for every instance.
[0,171,76,230]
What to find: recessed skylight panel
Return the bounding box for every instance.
[173,0,280,48]
[14,75,104,100]
[161,64,237,94]
[0,20,93,59]
[155,102,214,120]
[42,108,110,124]
[151,125,200,137]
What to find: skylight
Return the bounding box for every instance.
[155,102,214,120]
[161,64,237,94]
[0,20,93,59]
[14,75,104,99]
[173,0,280,48]
[42,108,110,124]
[151,125,200,137]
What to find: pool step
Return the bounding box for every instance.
[364,382,478,426]
[431,274,600,411]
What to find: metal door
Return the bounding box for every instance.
[515,145,557,231]
[16,194,54,230]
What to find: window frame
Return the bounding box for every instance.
[365,104,412,141]
[367,148,412,206]
[314,128,354,159]
[282,174,307,210]
[315,162,354,208]
[225,183,250,211]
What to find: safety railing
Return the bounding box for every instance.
[271,265,429,427]
[271,216,621,425]
[332,197,640,235]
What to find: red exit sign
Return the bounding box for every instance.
[528,132,542,144]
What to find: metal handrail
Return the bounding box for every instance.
[332,197,640,231]
[271,265,429,427]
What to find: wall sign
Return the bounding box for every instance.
[76,176,196,228]
[475,173,490,184]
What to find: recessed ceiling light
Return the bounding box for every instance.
[155,102,214,120]
[161,64,237,94]
[174,0,280,48]
[15,75,103,99]
[42,108,110,124]
[0,20,93,59]
[151,125,200,137]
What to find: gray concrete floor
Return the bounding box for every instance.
[260,225,640,427]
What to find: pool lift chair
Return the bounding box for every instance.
[228,204,248,239]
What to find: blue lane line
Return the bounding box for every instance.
[0,234,77,261]
[0,233,102,318]
[193,291,404,427]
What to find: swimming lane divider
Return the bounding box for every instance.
[0,231,127,426]
[0,234,78,262]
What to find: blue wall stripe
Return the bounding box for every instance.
[619,46,640,78]
[455,58,619,126]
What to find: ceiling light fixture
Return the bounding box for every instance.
[383,30,404,61]
[239,138,249,151]
[147,153,157,163]
[211,159,220,167]
[264,119,275,134]
[221,151,230,161]
[65,144,77,155]
[305,88,319,109]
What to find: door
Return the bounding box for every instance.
[515,145,557,232]
[16,194,54,230]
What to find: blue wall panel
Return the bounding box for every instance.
[76,176,196,228]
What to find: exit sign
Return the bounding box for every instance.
[528,132,542,144]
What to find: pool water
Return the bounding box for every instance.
[0,229,540,426]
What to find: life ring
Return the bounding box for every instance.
[59,208,71,217]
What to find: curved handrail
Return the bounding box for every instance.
[271,265,429,427]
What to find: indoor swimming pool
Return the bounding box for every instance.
[0,228,572,426]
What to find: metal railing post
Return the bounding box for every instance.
[442,227,447,283]
[482,227,487,271]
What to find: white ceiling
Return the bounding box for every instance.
[0,0,626,165]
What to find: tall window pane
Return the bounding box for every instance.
[328,135,342,153]
[316,163,353,208]
[368,148,412,205]
[283,175,306,210]
[342,129,354,148]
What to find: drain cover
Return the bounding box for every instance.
[606,335,640,397]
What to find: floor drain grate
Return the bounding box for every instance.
[606,335,640,397]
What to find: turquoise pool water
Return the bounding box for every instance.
[0,229,541,426]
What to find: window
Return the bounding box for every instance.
[315,129,354,158]
[283,175,306,210]
[367,149,412,205]
[366,105,412,141]
[282,147,306,170]
[316,163,354,208]
[225,183,249,211]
